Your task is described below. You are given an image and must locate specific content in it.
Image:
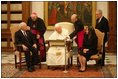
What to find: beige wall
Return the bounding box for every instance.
[97,2,108,19]
[32,2,44,19]
[32,1,108,46]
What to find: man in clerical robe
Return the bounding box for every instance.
[47,24,69,70]
[27,12,46,62]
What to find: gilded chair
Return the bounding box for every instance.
[46,40,72,69]
[10,25,41,70]
[90,29,104,67]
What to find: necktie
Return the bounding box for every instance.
[23,31,28,40]
[98,18,101,23]
[23,31,27,37]
[23,31,29,43]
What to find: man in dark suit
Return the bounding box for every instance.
[95,10,109,66]
[15,22,40,72]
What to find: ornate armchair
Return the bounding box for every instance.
[55,22,74,34]
[90,29,104,66]
[46,40,71,68]
[10,26,41,70]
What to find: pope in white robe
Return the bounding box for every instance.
[49,27,69,40]
[47,24,69,66]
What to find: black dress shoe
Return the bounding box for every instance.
[60,67,64,71]
[31,66,35,71]
[28,67,33,72]
[51,67,57,70]
[34,60,40,65]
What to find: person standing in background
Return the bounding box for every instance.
[95,10,109,66]
[27,12,46,62]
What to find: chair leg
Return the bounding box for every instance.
[96,59,102,69]
[39,55,41,69]
[39,59,41,69]
[19,52,22,71]
[86,61,87,68]
[14,55,17,68]
[95,60,99,71]
[47,66,50,69]
[100,59,103,69]
[67,58,70,68]
[77,57,79,68]
[71,56,73,66]
[40,62,41,69]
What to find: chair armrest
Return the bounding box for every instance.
[15,44,23,52]
[96,51,103,58]
[45,40,50,46]
[45,40,49,44]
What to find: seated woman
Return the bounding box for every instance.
[78,26,98,72]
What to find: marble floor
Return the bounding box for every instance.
[1,52,117,65]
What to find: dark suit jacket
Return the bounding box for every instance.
[95,16,109,33]
[83,33,98,54]
[15,30,37,48]
[69,19,84,39]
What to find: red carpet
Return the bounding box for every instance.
[19,65,104,78]
[2,64,116,78]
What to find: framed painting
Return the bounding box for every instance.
[44,1,96,30]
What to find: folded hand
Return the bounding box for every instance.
[33,44,37,48]
[22,45,28,51]
[37,34,40,39]
[83,49,89,53]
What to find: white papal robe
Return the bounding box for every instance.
[47,28,69,66]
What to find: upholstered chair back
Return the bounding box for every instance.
[95,29,104,51]
[55,22,74,34]
[10,25,21,50]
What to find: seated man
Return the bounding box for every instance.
[15,22,40,72]
[47,24,69,70]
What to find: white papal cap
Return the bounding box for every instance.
[55,23,61,28]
